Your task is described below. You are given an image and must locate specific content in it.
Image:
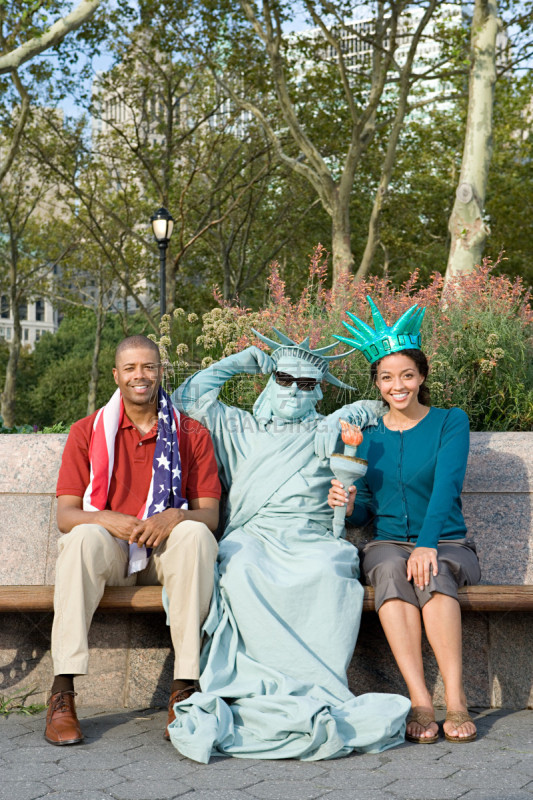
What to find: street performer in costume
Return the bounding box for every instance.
[168,331,410,762]
[329,297,481,743]
[45,335,220,746]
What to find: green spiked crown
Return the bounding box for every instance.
[334,296,426,364]
[251,327,357,391]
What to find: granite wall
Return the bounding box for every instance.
[0,432,531,709]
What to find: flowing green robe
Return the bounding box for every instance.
[168,368,410,762]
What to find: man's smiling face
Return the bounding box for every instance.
[112,345,163,409]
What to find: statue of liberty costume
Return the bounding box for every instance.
[168,330,410,762]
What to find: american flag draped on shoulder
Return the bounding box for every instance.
[83,387,187,575]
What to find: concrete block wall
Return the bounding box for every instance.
[0,433,531,708]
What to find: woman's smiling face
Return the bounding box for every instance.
[374,352,425,412]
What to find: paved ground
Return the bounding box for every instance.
[1,707,532,800]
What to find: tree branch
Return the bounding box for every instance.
[0,0,104,75]
[0,71,30,184]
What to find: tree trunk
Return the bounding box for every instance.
[1,307,21,428]
[331,193,354,283]
[121,276,130,335]
[166,243,175,313]
[1,235,23,427]
[87,291,106,416]
[445,0,499,282]
[355,183,385,281]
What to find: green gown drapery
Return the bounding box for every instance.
[168,368,410,763]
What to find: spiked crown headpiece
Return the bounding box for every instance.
[334,296,426,364]
[251,327,357,391]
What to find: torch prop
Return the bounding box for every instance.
[330,420,367,538]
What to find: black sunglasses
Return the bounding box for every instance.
[274,371,320,392]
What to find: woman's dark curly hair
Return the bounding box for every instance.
[370,348,431,406]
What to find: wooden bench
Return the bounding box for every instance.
[1,431,532,709]
[1,584,533,613]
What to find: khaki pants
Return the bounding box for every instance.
[51,520,218,679]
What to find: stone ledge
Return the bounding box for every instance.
[0,430,531,709]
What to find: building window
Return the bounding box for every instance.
[23,328,29,341]
[19,302,28,321]
[6,327,12,340]
[0,296,9,318]
[35,299,45,322]
[35,329,41,342]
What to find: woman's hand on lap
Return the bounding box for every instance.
[407,547,438,590]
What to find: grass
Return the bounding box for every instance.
[0,687,47,717]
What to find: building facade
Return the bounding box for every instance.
[0,294,59,350]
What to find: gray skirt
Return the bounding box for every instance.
[360,539,481,612]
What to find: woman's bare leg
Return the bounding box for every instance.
[421,593,476,740]
[378,598,438,740]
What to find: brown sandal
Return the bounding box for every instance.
[444,710,477,743]
[405,706,439,744]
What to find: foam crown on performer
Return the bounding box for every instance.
[251,326,357,390]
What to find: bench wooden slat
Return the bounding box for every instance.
[0,585,165,612]
[1,585,532,613]
[363,585,533,611]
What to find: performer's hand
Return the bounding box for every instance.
[348,399,386,428]
[407,547,438,591]
[314,413,344,461]
[328,479,356,516]
[129,508,186,548]
[222,346,274,375]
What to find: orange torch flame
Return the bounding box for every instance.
[340,420,363,447]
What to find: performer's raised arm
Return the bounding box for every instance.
[173,346,274,418]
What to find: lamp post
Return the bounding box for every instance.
[150,206,174,318]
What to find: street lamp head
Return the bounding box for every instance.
[151,206,174,243]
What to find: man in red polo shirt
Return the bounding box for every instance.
[45,335,220,746]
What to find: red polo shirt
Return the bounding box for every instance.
[56,409,220,516]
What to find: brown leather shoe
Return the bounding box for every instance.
[44,691,84,746]
[164,685,196,740]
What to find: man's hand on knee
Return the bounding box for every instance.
[93,510,141,541]
[57,496,140,540]
[130,509,186,549]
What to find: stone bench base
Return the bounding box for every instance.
[1,431,532,711]
[1,604,532,711]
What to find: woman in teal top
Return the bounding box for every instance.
[348,403,470,549]
[330,299,481,745]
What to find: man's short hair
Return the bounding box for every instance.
[115,335,160,366]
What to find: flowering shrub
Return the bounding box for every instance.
[155,245,532,431]
[0,417,33,434]
[0,416,72,434]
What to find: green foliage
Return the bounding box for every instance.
[8,310,150,427]
[38,422,71,433]
[24,313,117,427]
[0,416,33,433]
[3,0,531,319]
[28,350,98,426]
[156,246,532,431]
[1,1,532,431]
[429,309,533,431]
[485,71,533,287]
[0,687,46,717]
[379,102,465,284]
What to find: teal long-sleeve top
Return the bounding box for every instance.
[347,406,469,550]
